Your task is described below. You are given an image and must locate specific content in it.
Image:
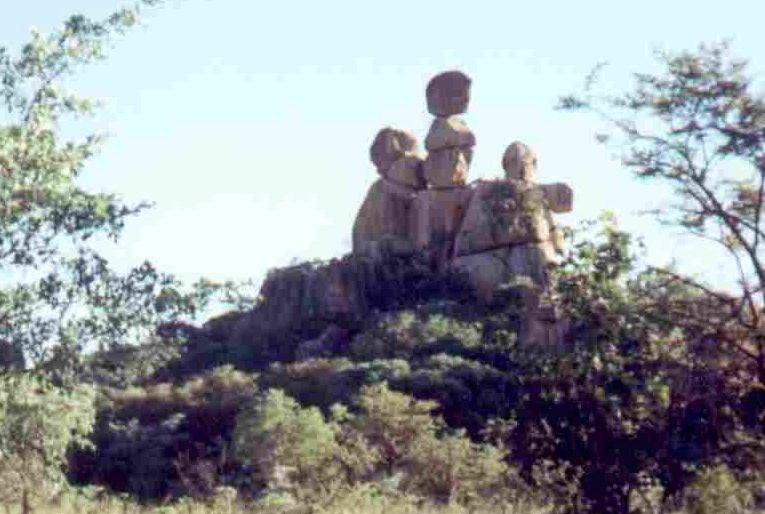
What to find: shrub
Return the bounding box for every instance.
[79,366,256,499]
[679,465,753,514]
[233,389,341,493]
[0,373,95,506]
[401,430,508,505]
[352,383,440,472]
[349,312,481,362]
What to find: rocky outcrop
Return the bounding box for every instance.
[346,70,576,344]
[233,71,575,348]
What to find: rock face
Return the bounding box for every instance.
[451,242,555,292]
[453,180,552,256]
[426,71,472,117]
[409,188,474,264]
[352,179,418,258]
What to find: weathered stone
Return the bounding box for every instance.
[424,116,476,151]
[352,178,417,257]
[256,260,365,333]
[451,248,513,299]
[453,180,553,256]
[451,243,551,299]
[409,187,474,263]
[502,141,537,182]
[426,71,472,117]
[386,154,425,189]
[423,147,469,189]
[506,243,554,284]
[539,183,573,213]
[370,128,418,174]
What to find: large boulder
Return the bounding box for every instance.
[352,178,417,258]
[423,147,470,189]
[424,116,476,151]
[451,243,553,298]
[408,187,474,263]
[426,70,472,117]
[369,128,418,174]
[453,180,553,256]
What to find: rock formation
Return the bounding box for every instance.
[351,71,574,345]
[422,71,475,189]
[353,128,424,259]
[234,70,574,351]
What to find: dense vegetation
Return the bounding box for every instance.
[1,4,765,514]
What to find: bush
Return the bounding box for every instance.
[349,312,481,362]
[233,389,342,493]
[678,465,753,514]
[401,430,508,505]
[0,373,95,506]
[78,366,256,499]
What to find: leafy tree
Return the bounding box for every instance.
[0,2,257,376]
[353,382,441,473]
[233,389,341,493]
[401,429,508,505]
[559,42,765,385]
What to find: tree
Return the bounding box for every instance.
[233,389,342,494]
[0,2,254,376]
[559,42,765,385]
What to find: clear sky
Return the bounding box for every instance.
[3,0,765,290]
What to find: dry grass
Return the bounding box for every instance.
[0,485,554,514]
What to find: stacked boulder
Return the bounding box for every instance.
[352,128,424,259]
[349,70,575,345]
[452,142,572,294]
[422,71,475,188]
[410,71,476,264]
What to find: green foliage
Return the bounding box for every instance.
[0,483,556,514]
[262,358,411,410]
[353,382,441,471]
[349,311,481,361]
[0,373,95,505]
[560,41,765,385]
[105,365,256,426]
[401,429,508,505]
[79,366,256,499]
[678,465,753,514]
[0,1,255,376]
[233,389,341,492]
[230,384,543,511]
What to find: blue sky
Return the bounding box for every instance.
[3,0,765,290]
